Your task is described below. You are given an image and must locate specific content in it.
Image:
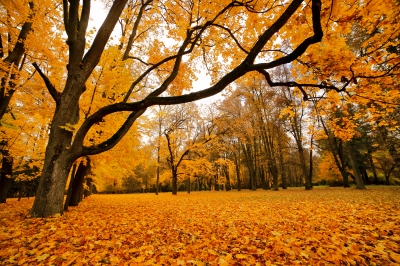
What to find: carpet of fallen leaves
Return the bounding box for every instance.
[1,187,400,265]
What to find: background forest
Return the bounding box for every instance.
[0,0,399,215]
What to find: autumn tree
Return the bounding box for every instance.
[24,0,399,217]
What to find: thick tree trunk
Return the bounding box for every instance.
[30,110,79,217]
[0,154,13,203]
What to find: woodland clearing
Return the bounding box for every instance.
[0,187,400,265]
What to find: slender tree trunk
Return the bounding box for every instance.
[171,169,178,195]
[308,147,313,189]
[345,142,365,189]
[385,173,390,185]
[187,176,191,193]
[234,150,241,191]
[64,162,78,211]
[69,157,91,206]
[214,174,220,191]
[369,156,379,184]
[259,166,266,189]
[224,165,231,191]
[84,178,93,198]
[156,154,160,195]
[0,153,13,203]
[360,166,370,185]
[18,181,24,201]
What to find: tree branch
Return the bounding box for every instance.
[211,24,249,54]
[32,62,61,103]
[123,0,154,60]
[71,0,323,157]
[82,0,128,79]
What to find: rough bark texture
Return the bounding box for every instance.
[30,0,128,217]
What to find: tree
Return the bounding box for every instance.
[28,0,398,217]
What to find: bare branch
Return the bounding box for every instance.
[211,24,249,54]
[32,62,61,103]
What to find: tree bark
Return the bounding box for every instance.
[369,155,379,184]
[0,154,13,203]
[64,162,77,211]
[345,142,366,189]
[171,170,178,195]
[234,145,241,191]
[69,157,91,206]
[187,176,191,194]
[84,177,93,198]
[214,174,220,191]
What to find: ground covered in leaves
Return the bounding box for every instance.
[1,187,400,265]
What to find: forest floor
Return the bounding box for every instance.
[0,187,400,265]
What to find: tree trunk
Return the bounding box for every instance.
[224,164,231,191]
[214,174,220,191]
[0,153,13,203]
[64,162,77,211]
[171,169,178,195]
[84,178,93,198]
[30,76,83,217]
[18,181,24,201]
[385,173,390,185]
[308,147,313,189]
[369,156,379,184]
[345,142,365,189]
[359,166,370,185]
[259,166,266,189]
[234,151,241,191]
[69,157,91,207]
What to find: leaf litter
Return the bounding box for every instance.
[0,187,399,265]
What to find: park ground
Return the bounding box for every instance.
[0,187,400,265]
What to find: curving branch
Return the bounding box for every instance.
[123,0,154,60]
[211,24,249,54]
[71,0,323,157]
[81,0,128,79]
[122,0,244,102]
[32,62,61,103]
